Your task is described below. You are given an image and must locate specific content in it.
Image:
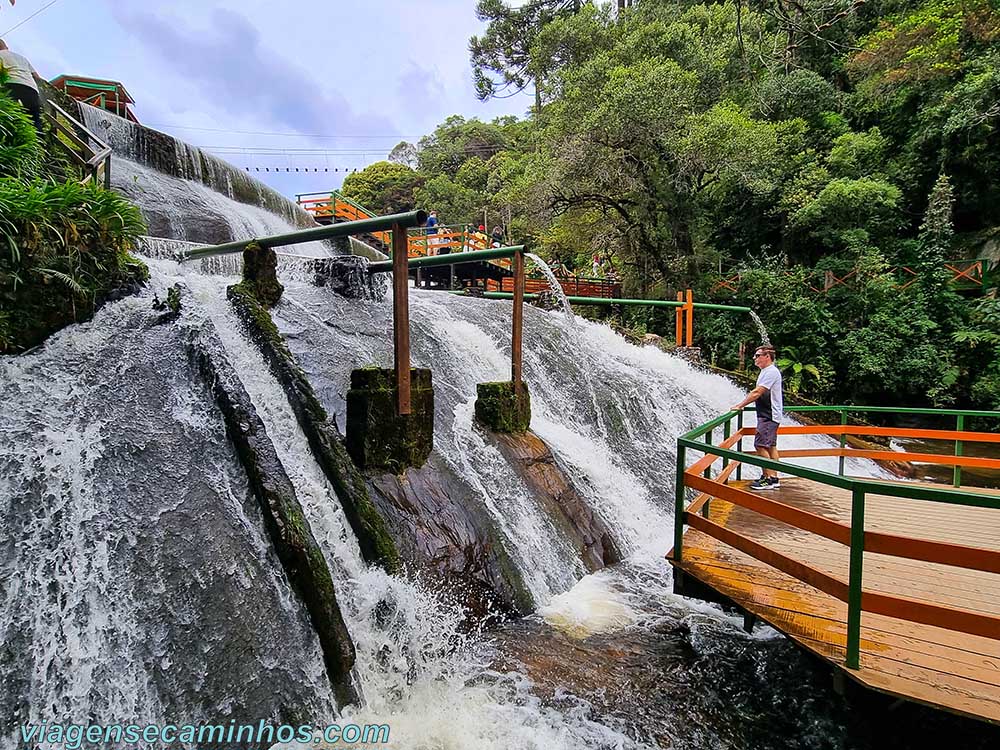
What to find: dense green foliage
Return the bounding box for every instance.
[349,0,1000,409]
[339,160,425,215]
[0,81,147,353]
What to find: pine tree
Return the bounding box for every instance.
[917,172,954,271]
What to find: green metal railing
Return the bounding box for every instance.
[367,245,523,273]
[178,210,428,262]
[672,405,1000,670]
[451,290,753,313]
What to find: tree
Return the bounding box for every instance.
[917,172,954,269]
[469,0,584,110]
[339,161,424,215]
[387,141,419,170]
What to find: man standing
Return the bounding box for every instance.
[0,39,42,130]
[730,346,783,490]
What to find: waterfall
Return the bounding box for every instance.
[526,253,574,317]
[1,112,907,748]
[749,311,772,347]
[78,104,312,230]
[0,285,337,740]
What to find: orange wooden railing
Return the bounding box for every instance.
[674,408,1000,669]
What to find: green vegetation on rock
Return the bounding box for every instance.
[475,381,531,433]
[346,367,435,473]
[228,284,402,572]
[0,74,147,353]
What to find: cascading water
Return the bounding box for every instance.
[9,107,982,747]
[257,274,899,748]
[78,104,312,231]
[526,253,574,317]
[0,285,337,742]
[749,311,772,347]
[109,157,334,256]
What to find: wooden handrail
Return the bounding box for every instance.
[675,409,1000,670]
[46,101,112,189]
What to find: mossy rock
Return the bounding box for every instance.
[227,285,401,573]
[241,241,283,307]
[475,381,531,433]
[346,368,434,474]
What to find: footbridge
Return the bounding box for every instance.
[669,406,1000,724]
[295,191,622,299]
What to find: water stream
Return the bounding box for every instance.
[4,111,993,749]
[525,253,574,317]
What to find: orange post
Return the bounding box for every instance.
[392,223,411,415]
[685,289,694,347]
[512,249,525,391]
[675,291,684,347]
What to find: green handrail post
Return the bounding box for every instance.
[736,409,744,481]
[673,443,688,561]
[704,429,713,479]
[702,428,714,517]
[838,410,848,476]
[723,418,731,472]
[954,414,964,488]
[846,487,866,669]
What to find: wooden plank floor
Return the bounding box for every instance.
[671,477,1000,724]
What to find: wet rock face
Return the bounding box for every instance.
[367,453,535,622]
[242,243,284,307]
[312,256,387,300]
[346,368,434,474]
[187,323,359,708]
[74,102,315,230]
[489,431,622,572]
[475,381,531,434]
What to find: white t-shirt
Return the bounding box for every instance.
[0,50,38,91]
[755,363,783,422]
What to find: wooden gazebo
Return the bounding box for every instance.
[49,75,139,123]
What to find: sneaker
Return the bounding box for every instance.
[749,476,779,490]
[768,476,781,489]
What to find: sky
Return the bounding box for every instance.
[1,0,533,198]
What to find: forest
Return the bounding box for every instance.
[339,0,1000,410]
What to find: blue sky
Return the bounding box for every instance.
[2,0,532,197]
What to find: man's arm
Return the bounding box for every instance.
[730,385,767,412]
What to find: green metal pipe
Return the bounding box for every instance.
[845,487,866,669]
[454,290,753,314]
[673,443,687,562]
[367,245,524,273]
[180,209,428,261]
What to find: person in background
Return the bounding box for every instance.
[491,224,505,248]
[425,210,439,255]
[591,253,603,277]
[0,39,42,130]
[730,345,783,490]
[474,224,488,249]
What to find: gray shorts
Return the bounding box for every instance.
[754,418,779,448]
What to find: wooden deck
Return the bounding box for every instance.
[671,477,1000,723]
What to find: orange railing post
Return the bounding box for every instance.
[392,224,411,415]
[675,291,684,347]
[685,289,694,347]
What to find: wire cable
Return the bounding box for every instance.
[1,0,63,37]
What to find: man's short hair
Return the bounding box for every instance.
[754,346,777,361]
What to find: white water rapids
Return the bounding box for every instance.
[0,112,919,749]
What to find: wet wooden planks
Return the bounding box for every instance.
[671,477,1000,724]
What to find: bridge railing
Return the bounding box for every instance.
[672,405,1000,670]
[46,101,112,189]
